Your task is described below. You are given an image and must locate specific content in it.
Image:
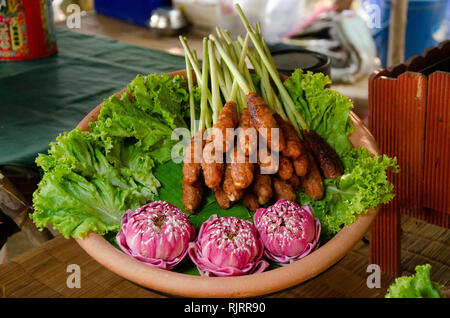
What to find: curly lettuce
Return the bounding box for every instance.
[298,147,398,239]
[32,165,145,238]
[285,69,354,157]
[31,129,156,238]
[386,264,443,298]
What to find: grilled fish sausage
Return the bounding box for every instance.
[301,151,325,201]
[242,190,260,212]
[201,142,224,189]
[292,154,309,177]
[237,108,257,156]
[231,148,254,190]
[183,129,205,185]
[252,169,273,205]
[278,155,294,180]
[302,129,343,179]
[274,114,304,158]
[288,173,301,190]
[247,92,285,152]
[207,101,238,153]
[182,179,203,213]
[214,187,232,210]
[223,163,244,202]
[273,175,297,202]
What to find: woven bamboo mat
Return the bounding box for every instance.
[0,215,448,298]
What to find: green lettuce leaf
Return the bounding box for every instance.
[386,264,443,298]
[284,69,354,157]
[32,126,159,238]
[298,147,399,240]
[128,74,189,130]
[31,165,145,238]
[89,91,177,164]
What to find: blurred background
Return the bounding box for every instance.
[0,0,449,263]
[50,0,450,78]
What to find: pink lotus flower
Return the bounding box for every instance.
[188,216,269,277]
[116,201,195,270]
[254,200,321,265]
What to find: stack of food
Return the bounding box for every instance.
[180,6,344,216]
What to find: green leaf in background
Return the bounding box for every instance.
[386,264,443,298]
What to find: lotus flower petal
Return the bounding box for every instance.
[116,201,195,270]
[188,215,269,277]
[254,200,321,265]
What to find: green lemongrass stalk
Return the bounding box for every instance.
[199,38,210,130]
[237,35,262,74]
[214,30,234,92]
[208,41,222,124]
[216,27,229,46]
[255,22,273,65]
[216,59,229,101]
[193,49,201,73]
[179,36,202,84]
[179,36,213,105]
[220,28,234,45]
[255,22,287,120]
[222,60,233,95]
[229,33,250,102]
[236,36,288,121]
[185,52,196,136]
[252,24,276,106]
[209,42,230,102]
[217,28,239,62]
[221,29,255,93]
[234,4,308,132]
[209,34,251,96]
[215,28,248,110]
[231,41,255,93]
[236,85,247,113]
[205,106,212,129]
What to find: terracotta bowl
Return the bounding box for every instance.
[75,70,380,298]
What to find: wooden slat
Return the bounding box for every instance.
[368,74,402,276]
[422,71,450,225]
[395,73,428,214]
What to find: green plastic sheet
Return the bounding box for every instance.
[0,28,186,168]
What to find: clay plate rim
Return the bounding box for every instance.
[75,70,380,298]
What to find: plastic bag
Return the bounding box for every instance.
[261,0,306,44]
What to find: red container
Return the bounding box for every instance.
[0,0,57,61]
